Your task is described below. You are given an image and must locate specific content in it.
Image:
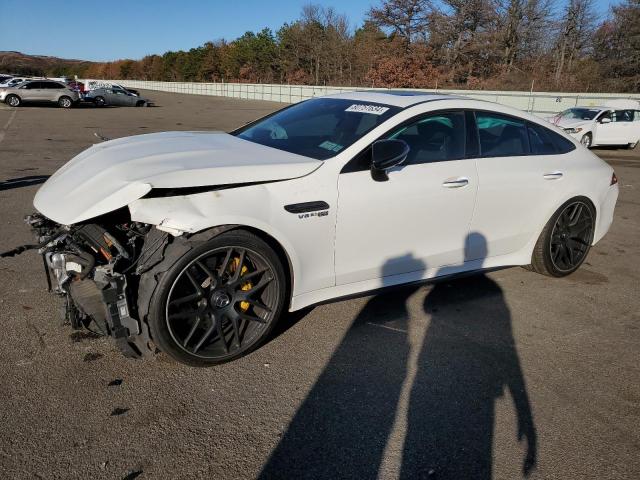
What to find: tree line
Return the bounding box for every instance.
[79,0,639,92]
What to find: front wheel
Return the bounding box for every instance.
[580,133,592,148]
[58,96,73,108]
[5,94,20,107]
[142,230,286,366]
[529,198,596,277]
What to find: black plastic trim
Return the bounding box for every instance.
[284,201,330,214]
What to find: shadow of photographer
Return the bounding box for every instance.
[259,234,536,479]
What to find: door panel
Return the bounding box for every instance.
[336,110,479,284]
[336,161,478,284]
[470,114,567,258]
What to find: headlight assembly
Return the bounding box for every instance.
[564,127,583,134]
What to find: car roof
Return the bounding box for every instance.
[322,90,465,108]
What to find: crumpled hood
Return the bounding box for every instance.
[34,131,322,225]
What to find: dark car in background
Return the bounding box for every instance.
[85,87,150,107]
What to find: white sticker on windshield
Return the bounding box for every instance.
[345,104,390,115]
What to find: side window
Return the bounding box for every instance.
[527,122,557,155]
[389,111,466,164]
[25,82,41,89]
[614,110,634,122]
[476,111,529,157]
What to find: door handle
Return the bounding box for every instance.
[543,171,564,180]
[442,177,469,188]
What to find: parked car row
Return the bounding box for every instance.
[0,74,151,108]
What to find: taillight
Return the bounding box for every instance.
[611,172,618,186]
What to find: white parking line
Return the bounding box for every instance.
[0,108,17,145]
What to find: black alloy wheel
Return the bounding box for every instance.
[549,201,594,272]
[143,230,287,366]
[529,197,595,277]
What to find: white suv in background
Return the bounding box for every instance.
[548,100,640,149]
[0,79,80,108]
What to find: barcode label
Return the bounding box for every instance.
[345,104,390,115]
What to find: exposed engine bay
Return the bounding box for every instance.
[18,210,169,358]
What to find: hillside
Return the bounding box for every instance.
[0,51,94,77]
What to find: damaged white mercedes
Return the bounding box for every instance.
[3,92,618,366]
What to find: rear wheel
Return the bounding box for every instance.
[93,96,106,107]
[58,96,73,108]
[530,198,596,277]
[580,133,592,148]
[143,230,286,366]
[5,94,20,107]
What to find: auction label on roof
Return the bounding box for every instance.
[345,104,390,115]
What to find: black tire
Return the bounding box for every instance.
[140,229,286,366]
[58,96,73,108]
[135,100,145,107]
[5,94,20,107]
[93,96,106,107]
[580,133,592,148]
[529,197,596,277]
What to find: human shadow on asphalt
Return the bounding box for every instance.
[259,234,536,479]
[0,175,49,191]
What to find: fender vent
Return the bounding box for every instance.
[284,201,330,214]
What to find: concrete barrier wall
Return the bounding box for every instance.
[93,79,640,116]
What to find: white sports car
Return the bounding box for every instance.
[9,92,618,366]
[548,101,640,149]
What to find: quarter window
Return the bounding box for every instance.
[389,111,466,164]
[476,111,529,157]
[527,122,557,155]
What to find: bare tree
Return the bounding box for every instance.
[367,0,432,43]
[554,0,596,83]
[498,0,554,71]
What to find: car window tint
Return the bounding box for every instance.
[26,82,41,89]
[389,111,466,164]
[476,111,529,157]
[235,98,399,160]
[614,110,634,122]
[527,122,557,155]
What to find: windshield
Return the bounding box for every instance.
[233,98,400,160]
[558,108,601,121]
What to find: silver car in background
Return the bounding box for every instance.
[85,87,150,107]
[0,80,80,108]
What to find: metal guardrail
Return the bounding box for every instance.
[91,79,640,117]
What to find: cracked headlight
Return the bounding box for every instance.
[564,127,583,134]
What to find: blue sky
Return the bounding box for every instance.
[0,0,621,61]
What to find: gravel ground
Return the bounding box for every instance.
[0,91,638,480]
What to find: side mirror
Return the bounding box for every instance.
[600,117,611,124]
[371,139,410,182]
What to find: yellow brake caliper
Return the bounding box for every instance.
[231,257,252,312]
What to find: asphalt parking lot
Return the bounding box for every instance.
[0,91,638,480]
